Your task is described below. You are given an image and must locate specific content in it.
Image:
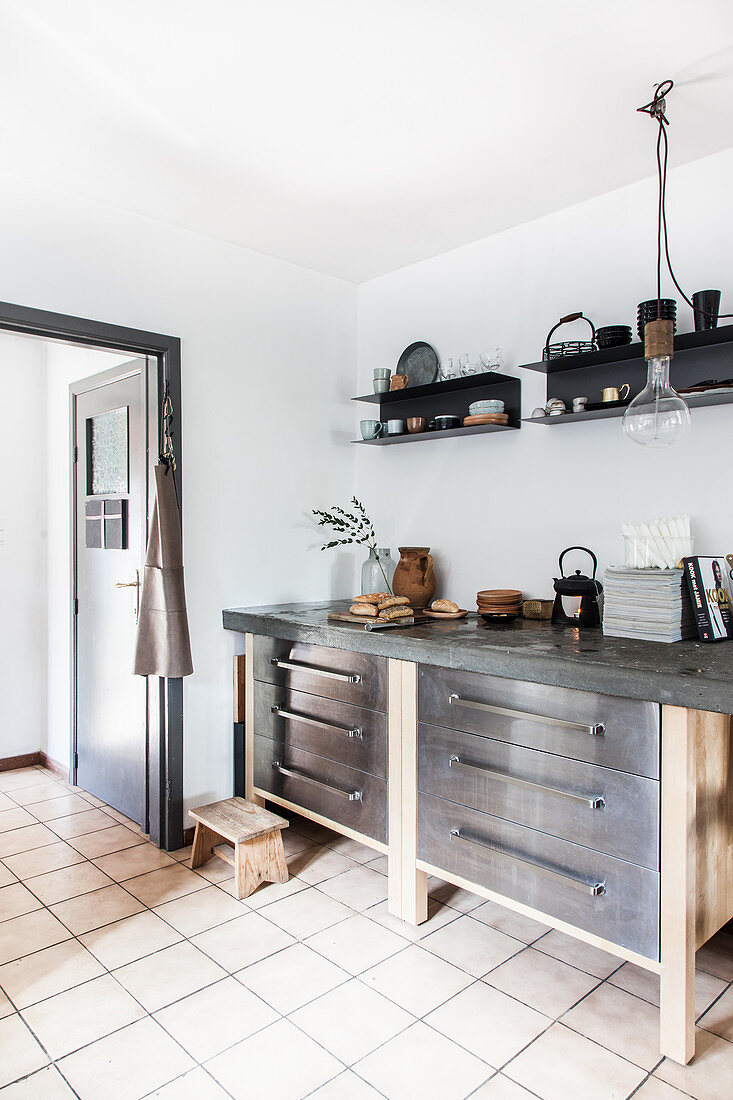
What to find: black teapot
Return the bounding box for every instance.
[552,546,604,628]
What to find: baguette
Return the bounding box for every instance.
[431,599,459,613]
[353,592,388,605]
[349,603,378,618]
[378,605,413,621]
[377,595,411,611]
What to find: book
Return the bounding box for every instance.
[602,567,696,643]
[682,556,733,642]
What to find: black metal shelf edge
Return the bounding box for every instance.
[353,370,515,403]
[519,323,733,375]
[523,390,733,425]
[352,423,520,444]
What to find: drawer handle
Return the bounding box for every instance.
[272,761,362,801]
[448,754,605,810]
[449,693,605,737]
[271,705,363,739]
[449,828,606,897]
[271,657,362,684]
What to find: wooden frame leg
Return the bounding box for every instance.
[660,704,696,1064]
[387,659,428,924]
[235,830,289,899]
[190,822,220,869]
[244,634,265,808]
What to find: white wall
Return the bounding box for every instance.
[356,148,733,608]
[0,333,47,757]
[0,172,357,813]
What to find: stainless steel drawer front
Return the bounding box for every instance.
[419,722,659,869]
[419,665,660,779]
[254,736,387,843]
[254,636,387,711]
[255,682,387,778]
[418,792,659,960]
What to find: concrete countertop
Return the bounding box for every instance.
[222,601,733,714]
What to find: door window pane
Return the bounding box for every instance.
[87,407,129,495]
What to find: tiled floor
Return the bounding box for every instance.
[0,766,732,1100]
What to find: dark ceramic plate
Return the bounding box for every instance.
[396,342,439,387]
[479,611,519,622]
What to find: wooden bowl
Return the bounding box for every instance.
[477,589,522,599]
[463,413,509,426]
[423,608,468,620]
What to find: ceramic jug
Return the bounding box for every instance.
[393,547,436,609]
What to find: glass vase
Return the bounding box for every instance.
[361,548,396,595]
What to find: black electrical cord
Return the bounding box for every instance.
[637,79,731,322]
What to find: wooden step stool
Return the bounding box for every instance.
[189,797,289,900]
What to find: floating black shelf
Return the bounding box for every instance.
[524,389,733,426]
[354,370,515,403]
[519,323,733,374]
[353,423,518,445]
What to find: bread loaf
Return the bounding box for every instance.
[349,603,378,618]
[432,599,459,613]
[353,593,388,605]
[377,595,411,611]
[378,605,413,621]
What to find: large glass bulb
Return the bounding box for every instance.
[622,356,691,447]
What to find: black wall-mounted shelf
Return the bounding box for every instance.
[519,323,733,374]
[352,371,521,445]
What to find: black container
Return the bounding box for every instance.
[596,325,633,349]
[692,290,721,332]
[637,298,677,341]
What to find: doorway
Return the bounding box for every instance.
[0,301,184,849]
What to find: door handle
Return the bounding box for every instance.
[115,569,140,624]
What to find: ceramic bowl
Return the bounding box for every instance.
[469,400,504,414]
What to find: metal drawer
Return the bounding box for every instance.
[254,735,387,843]
[418,722,659,870]
[254,635,387,712]
[418,792,659,960]
[419,665,660,779]
[255,681,387,779]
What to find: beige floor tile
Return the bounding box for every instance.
[362,942,473,1016]
[699,983,733,1040]
[0,988,13,1018]
[2,840,86,879]
[101,808,145,834]
[21,972,146,1059]
[318,865,387,912]
[237,942,347,1013]
[123,863,209,906]
[562,981,663,1070]
[80,909,183,969]
[421,913,524,978]
[0,793,16,811]
[10,785,70,808]
[168,843,193,862]
[192,911,295,971]
[0,882,43,922]
[470,1074,540,1098]
[114,939,227,1012]
[306,912,408,974]
[656,1028,733,1100]
[290,818,339,845]
[146,1066,232,1099]
[49,807,119,839]
[365,854,388,876]
[0,862,16,887]
[429,879,485,913]
[487,945,601,1019]
[50,882,145,934]
[0,769,45,792]
[427,980,550,1067]
[0,823,57,858]
[206,1017,342,1100]
[0,908,71,965]
[320,833,380,864]
[0,1065,77,1099]
[291,845,359,884]
[633,1079,693,1099]
[30,794,95,821]
[281,829,317,857]
[292,978,414,1064]
[533,929,623,978]
[77,792,106,808]
[308,1070,383,1098]
[0,938,105,1008]
[236,873,308,909]
[0,1013,50,1088]
[155,976,278,1062]
[154,884,245,936]
[25,861,114,905]
[504,1022,646,1100]
[93,843,177,880]
[696,931,733,982]
[610,961,727,1020]
[68,824,147,858]
[263,886,354,939]
[366,897,461,942]
[0,807,37,833]
[58,1016,195,1100]
[194,853,235,883]
[355,1020,490,1100]
[470,899,551,944]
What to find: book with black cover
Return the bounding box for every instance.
[682,556,733,642]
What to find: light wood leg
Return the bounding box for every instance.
[660,704,696,1065]
[190,822,220,869]
[235,830,289,899]
[244,633,265,807]
[387,659,428,924]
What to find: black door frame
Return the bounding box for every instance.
[0,300,183,850]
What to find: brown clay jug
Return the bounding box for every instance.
[393,547,436,609]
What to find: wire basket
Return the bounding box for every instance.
[543,312,597,361]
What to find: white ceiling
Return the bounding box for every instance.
[2,0,733,282]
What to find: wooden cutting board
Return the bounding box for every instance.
[328,610,430,628]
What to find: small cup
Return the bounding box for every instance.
[390,374,409,391]
[373,367,391,379]
[373,379,390,394]
[386,419,406,435]
[360,420,382,440]
[601,384,630,403]
[431,414,460,430]
[407,417,427,434]
[572,396,588,413]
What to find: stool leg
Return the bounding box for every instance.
[235,830,289,899]
[190,823,220,869]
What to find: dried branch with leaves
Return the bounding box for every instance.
[312,497,393,594]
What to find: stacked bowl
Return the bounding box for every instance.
[476,589,522,621]
[637,298,676,341]
[465,399,507,426]
[596,325,632,349]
